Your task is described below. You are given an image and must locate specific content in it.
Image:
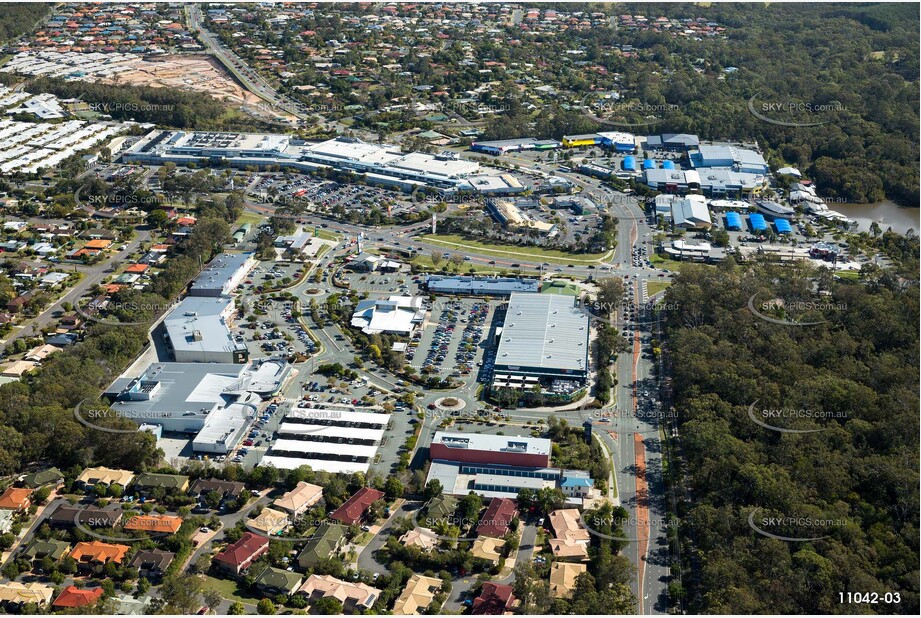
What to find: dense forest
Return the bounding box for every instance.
[662,261,919,613]
[0,3,48,44]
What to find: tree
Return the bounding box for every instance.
[595,277,624,318]
[146,209,171,230]
[385,476,404,499]
[312,597,343,615]
[159,572,204,614]
[228,601,246,615]
[256,598,276,615]
[430,250,443,269]
[424,479,443,500]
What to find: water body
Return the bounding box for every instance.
[831,200,919,236]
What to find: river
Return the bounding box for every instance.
[831,200,919,236]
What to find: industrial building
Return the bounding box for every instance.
[429,431,552,468]
[122,131,518,193]
[671,195,712,229]
[644,133,700,151]
[561,132,636,151]
[749,213,768,232]
[163,296,248,364]
[470,137,560,155]
[189,252,256,298]
[350,296,425,336]
[492,293,589,388]
[725,211,743,231]
[644,167,765,197]
[689,145,769,174]
[104,359,292,453]
[425,275,540,297]
[261,405,391,474]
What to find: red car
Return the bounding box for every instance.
[242,440,254,446]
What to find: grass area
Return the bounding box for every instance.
[411,255,540,275]
[417,234,611,265]
[314,228,341,242]
[835,269,861,279]
[202,575,261,605]
[649,253,688,272]
[646,280,672,297]
[234,212,265,228]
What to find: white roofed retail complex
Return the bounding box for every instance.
[671,195,712,229]
[351,296,425,335]
[164,296,248,364]
[122,131,517,192]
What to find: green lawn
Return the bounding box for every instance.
[835,269,861,279]
[417,234,611,265]
[411,255,540,275]
[314,228,341,242]
[649,253,688,272]
[202,575,261,605]
[234,212,265,228]
[646,281,672,297]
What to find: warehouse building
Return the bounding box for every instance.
[645,168,764,197]
[425,275,540,297]
[492,293,589,387]
[562,132,635,151]
[163,296,248,364]
[105,359,292,453]
[189,252,256,298]
[470,138,560,155]
[725,211,743,231]
[689,145,769,174]
[671,195,712,229]
[645,133,700,151]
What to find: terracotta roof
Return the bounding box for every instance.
[392,574,442,615]
[0,487,33,510]
[472,582,516,615]
[273,482,323,515]
[329,487,384,525]
[476,498,518,538]
[70,541,130,564]
[214,532,269,568]
[124,514,183,533]
[52,586,103,608]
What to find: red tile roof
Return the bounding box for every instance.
[214,532,269,568]
[329,487,385,525]
[473,583,516,614]
[53,586,103,608]
[476,498,518,538]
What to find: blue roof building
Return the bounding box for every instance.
[774,219,793,234]
[642,159,657,170]
[749,213,767,232]
[622,156,636,171]
[725,211,743,230]
[661,160,676,170]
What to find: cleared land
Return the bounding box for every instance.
[416,234,611,264]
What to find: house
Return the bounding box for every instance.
[476,498,518,538]
[125,263,149,274]
[77,466,135,489]
[0,582,55,608]
[46,332,79,347]
[329,486,385,525]
[247,506,289,536]
[46,503,123,529]
[132,472,190,495]
[20,467,64,489]
[274,481,323,517]
[472,582,517,615]
[0,360,39,378]
[399,527,439,550]
[24,344,60,362]
[0,509,14,534]
[20,539,72,567]
[297,574,382,612]
[0,487,33,512]
[392,574,443,615]
[422,495,458,525]
[70,541,131,571]
[548,562,587,598]
[255,566,304,596]
[297,522,346,569]
[113,594,152,615]
[548,509,590,560]
[84,239,112,251]
[52,586,103,609]
[6,293,31,313]
[124,514,183,534]
[59,313,82,330]
[189,478,246,501]
[213,532,270,575]
[471,537,506,563]
[128,549,175,580]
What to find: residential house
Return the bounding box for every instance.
[392,574,443,615]
[213,532,270,575]
[113,594,152,615]
[189,478,247,501]
[548,509,590,560]
[20,467,64,489]
[124,514,183,534]
[0,582,55,609]
[0,360,39,378]
[297,574,382,613]
[472,582,517,615]
[76,466,135,490]
[132,472,190,495]
[329,487,385,525]
[0,487,33,513]
[5,293,31,313]
[70,541,130,572]
[476,498,518,538]
[297,522,346,569]
[20,539,72,568]
[0,510,14,534]
[52,586,103,610]
[128,549,175,580]
[470,537,506,564]
[274,481,323,518]
[46,503,123,529]
[548,562,586,598]
[422,495,458,526]
[247,507,289,536]
[255,566,304,597]
[399,527,438,550]
[24,344,60,362]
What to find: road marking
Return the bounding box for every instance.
[635,432,650,615]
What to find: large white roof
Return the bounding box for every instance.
[494,293,589,373]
